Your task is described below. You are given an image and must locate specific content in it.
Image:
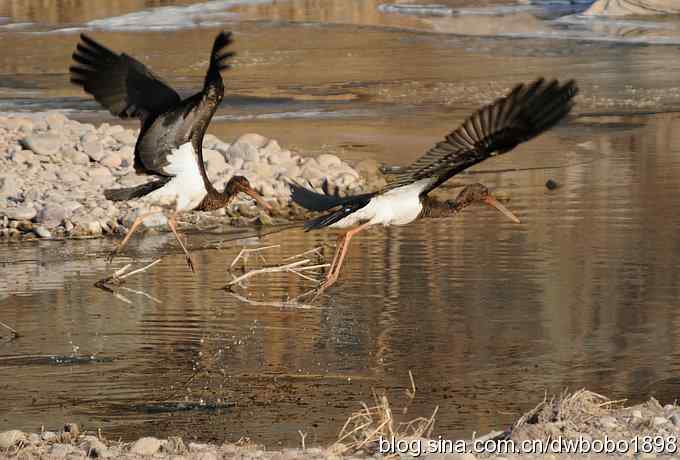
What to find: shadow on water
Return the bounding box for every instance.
[3,0,680,448]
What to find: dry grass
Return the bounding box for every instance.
[330,378,438,456]
[513,389,627,431]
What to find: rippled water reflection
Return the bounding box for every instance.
[3,0,680,448]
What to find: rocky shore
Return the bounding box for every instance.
[1,391,679,459]
[0,112,385,240]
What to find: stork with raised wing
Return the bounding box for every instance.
[70,32,270,271]
[291,78,578,294]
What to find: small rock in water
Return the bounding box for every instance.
[34,226,52,238]
[545,179,559,190]
[0,430,25,449]
[21,134,62,156]
[130,437,163,456]
[37,204,68,227]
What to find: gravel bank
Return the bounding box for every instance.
[0,112,385,240]
[1,391,678,459]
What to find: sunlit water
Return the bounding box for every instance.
[3,0,680,447]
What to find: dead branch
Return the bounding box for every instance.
[230,245,280,269]
[0,320,20,339]
[94,259,163,303]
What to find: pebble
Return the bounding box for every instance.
[545,178,559,190]
[62,148,90,165]
[83,140,104,161]
[668,412,680,428]
[652,416,668,426]
[0,177,19,201]
[599,415,619,429]
[0,430,25,449]
[34,226,51,238]
[21,133,62,156]
[130,437,163,455]
[0,112,379,240]
[81,435,109,458]
[1,204,37,221]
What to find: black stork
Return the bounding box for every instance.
[291,78,578,294]
[69,31,271,271]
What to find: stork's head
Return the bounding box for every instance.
[224,176,272,210]
[451,183,520,223]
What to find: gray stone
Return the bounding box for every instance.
[81,435,109,458]
[204,148,228,176]
[632,409,643,418]
[34,226,51,238]
[100,152,123,169]
[229,157,244,171]
[21,134,62,156]
[228,141,260,163]
[106,124,124,135]
[670,413,680,427]
[317,153,342,169]
[1,205,37,221]
[235,132,268,149]
[0,430,25,449]
[57,170,81,184]
[0,174,19,199]
[37,204,67,227]
[130,437,163,456]
[46,112,67,130]
[653,416,668,426]
[83,140,104,161]
[63,148,90,165]
[599,415,619,429]
[111,129,136,145]
[12,149,37,165]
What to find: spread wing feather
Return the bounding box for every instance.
[69,34,181,121]
[384,78,578,194]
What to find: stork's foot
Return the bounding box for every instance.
[185,254,196,273]
[106,246,121,264]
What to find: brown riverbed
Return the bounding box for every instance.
[3,0,680,449]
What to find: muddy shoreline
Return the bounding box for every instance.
[1,390,678,459]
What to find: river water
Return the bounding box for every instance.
[3,0,680,447]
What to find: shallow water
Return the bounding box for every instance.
[3,0,680,448]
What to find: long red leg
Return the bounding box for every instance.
[107,211,162,263]
[314,222,371,298]
[167,212,196,272]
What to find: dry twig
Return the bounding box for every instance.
[0,320,20,340]
[94,259,163,303]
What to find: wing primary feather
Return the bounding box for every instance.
[384,77,578,194]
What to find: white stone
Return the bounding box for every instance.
[130,437,163,456]
[21,134,62,156]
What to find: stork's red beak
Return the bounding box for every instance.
[483,195,520,223]
[241,184,272,211]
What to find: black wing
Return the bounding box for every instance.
[70,34,181,122]
[384,78,578,194]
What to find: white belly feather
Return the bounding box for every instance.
[329,179,428,228]
[142,143,207,212]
